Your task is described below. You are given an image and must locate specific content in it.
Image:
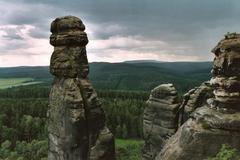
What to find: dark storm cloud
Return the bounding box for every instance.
[1,0,240,63]
[5,0,238,33]
[3,0,240,39]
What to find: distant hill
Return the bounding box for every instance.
[0,61,212,93]
[0,66,50,79]
[124,61,212,73]
[124,60,163,63]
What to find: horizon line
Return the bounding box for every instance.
[0,60,213,68]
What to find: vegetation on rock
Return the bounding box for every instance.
[208,144,240,160]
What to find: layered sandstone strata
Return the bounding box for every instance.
[178,81,213,126]
[48,16,115,160]
[210,32,240,112]
[142,84,180,160]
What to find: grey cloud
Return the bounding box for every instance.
[1,1,57,25]
[1,0,240,61]
[2,28,24,40]
[4,0,240,39]
[0,26,29,53]
[0,40,29,53]
[28,27,49,39]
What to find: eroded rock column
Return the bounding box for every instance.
[48,16,115,160]
[156,33,240,160]
[142,84,180,160]
[211,33,240,112]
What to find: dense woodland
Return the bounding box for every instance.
[0,61,213,159]
[0,84,148,159]
[0,61,212,94]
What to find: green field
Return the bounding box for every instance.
[0,78,42,89]
[0,61,212,93]
[116,139,144,160]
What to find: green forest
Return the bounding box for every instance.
[0,84,147,160]
[0,61,213,159]
[0,61,212,93]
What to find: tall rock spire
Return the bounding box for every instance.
[211,33,240,112]
[155,33,240,160]
[48,16,115,160]
[142,84,180,160]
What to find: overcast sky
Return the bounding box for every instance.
[0,0,240,67]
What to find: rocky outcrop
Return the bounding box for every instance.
[155,33,240,160]
[143,82,213,160]
[178,81,213,126]
[48,16,115,160]
[142,84,180,160]
[211,32,240,112]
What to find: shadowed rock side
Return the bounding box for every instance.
[178,81,214,127]
[156,33,240,160]
[48,16,115,160]
[142,84,180,160]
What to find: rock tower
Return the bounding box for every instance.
[48,16,115,160]
[156,33,240,160]
[142,84,180,160]
[211,32,240,113]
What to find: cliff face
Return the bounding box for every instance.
[155,33,240,160]
[142,84,180,160]
[178,81,213,126]
[48,16,115,160]
[211,33,240,112]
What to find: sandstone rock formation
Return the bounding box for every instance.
[142,84,180,160]
[156,33,240,160]
[178,81,213,126]
[48,16,115,160]
[211,32,240,112]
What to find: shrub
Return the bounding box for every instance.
[208,144,240,160]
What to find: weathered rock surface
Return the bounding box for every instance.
[156,33,240,160]
[142,84,180,160]
[178,81,214,126]
[211,32,240,112]
[48,16,115,160]
[156,106,240,160]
